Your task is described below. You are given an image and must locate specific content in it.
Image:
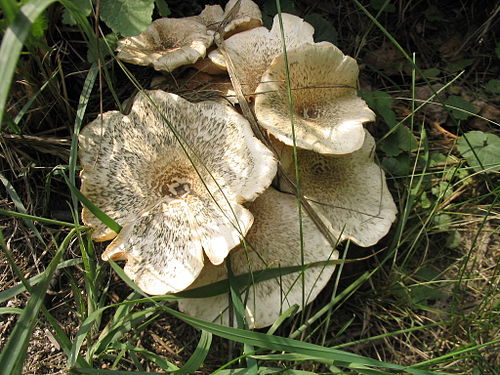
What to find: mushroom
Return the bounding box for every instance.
[277,131,397,247]
[222,0,263,37]
[208,13,315,97]
[255,42,375,155]
[178,187,338,329]
[116,17,214,72]
[79,90,277,295]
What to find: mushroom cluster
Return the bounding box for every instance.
[79,0,397,329]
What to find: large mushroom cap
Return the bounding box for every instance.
[178,188,338,328]
[79,90,277,294]
[208,13,314,97]
[255,42,375,155]
[277,131,397,247]
[116,18,213,72]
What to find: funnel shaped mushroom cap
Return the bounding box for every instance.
[208,13,314,96]
[255,42,375,155]
[223,0,263,36]
[178,188,338,328]
[79,90,277,294]
[277,131,397,247]
[116,18,213,72]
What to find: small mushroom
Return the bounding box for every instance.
[208,13,314,97]
[223,0,263,37]
[191,5,224,31]
[79,90,277,294]
[178,187,338,328]
[277,131,397,247]
[116,17,214,72]
[255,42,375,155]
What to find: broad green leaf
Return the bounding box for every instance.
[62,0,92,25]
[381,154,411,176]
[444,95,477,121]
[445,59,474,73]
[154,0,170,17]
[485,79,500,94]
[360,90,396,127]
[87,33,118,63]
[421,68,440,79]
[379,126,418,156]
[457,131,500,172]
[304,13,337,43]
[424,5,444,22]
[99,0,154,37]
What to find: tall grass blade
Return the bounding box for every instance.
[0,228,76,375]
[0,0,58,127]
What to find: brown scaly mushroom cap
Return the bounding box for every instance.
[277,131,397,247]
[208,13,314,97]
[116,17,214,72]
[79,90,277,295]
[255,42,375,155]
[178,187,338,328]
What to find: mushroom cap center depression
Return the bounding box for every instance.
[151,159,197,200]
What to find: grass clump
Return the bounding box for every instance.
[0,0,498,374]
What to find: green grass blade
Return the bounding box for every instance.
[174,329,212,374]
[0,228,76,375]
[159,305,442,375]
[0,0,58,127]
[69,63,98,211]
[0,172,44,242]
[63,174,122,233]
[0,208,78,227]
[0,258,82,303]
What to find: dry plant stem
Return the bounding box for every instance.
[213,32,338,250]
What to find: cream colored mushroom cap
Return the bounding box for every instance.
[192,5,224,30]
[79,90,277,294]
[208,13,314,96]
[255,42,375,155]
[116,18,213,72]
[178,188,338,328]
[278,131,397,247]
[223,0,263,36]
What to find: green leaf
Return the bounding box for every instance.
[62,0,92,25]
[381,154,411,176]
[424,5,444,22]
[304,13,337,43]
[360,90,396,127]
[430,181,453,200]
[154,0,170,17]
[87,33,118,63]
[496,43,500,59]
[421,68,440,79]
[444,95,477,120]
[445,58,474,72]
[370,0,396,13]
[485,79,500,94]
[379,126,418,156]
[457,131,500,172]
[99,0,155,37]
